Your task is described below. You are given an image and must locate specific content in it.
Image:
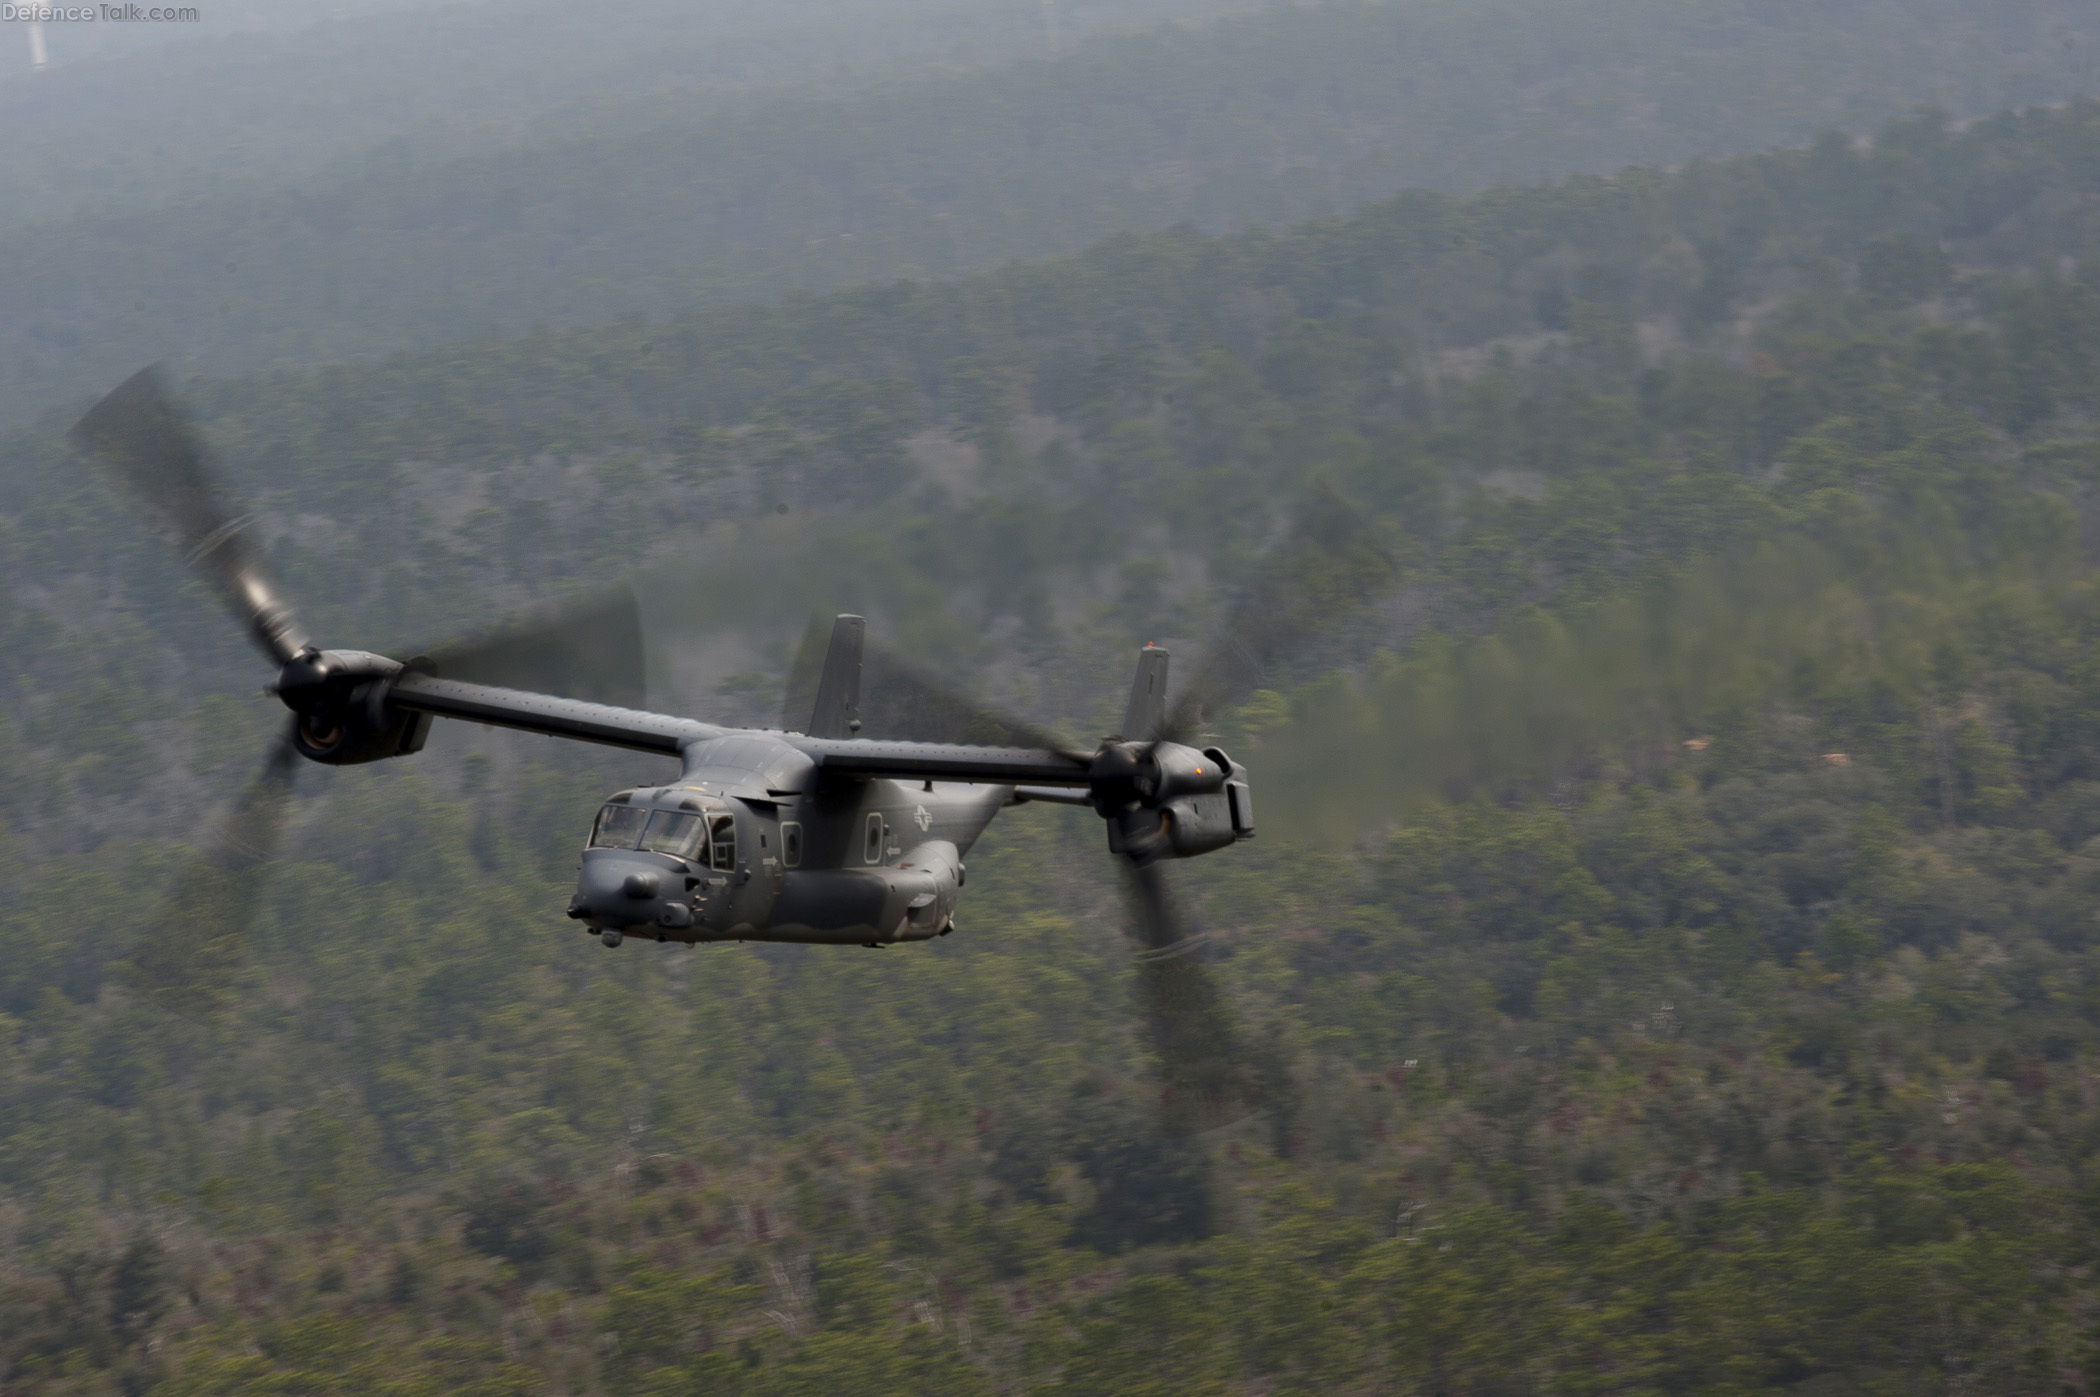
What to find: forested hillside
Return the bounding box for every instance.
[6,0,2098,428]
[10,103,2100,1391]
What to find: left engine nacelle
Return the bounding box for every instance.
[276,649,432,766]
[1098,742,1255,863]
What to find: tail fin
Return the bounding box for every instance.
[1122,643,1169,742]
[807,614,865,738]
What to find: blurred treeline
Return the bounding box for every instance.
[11,103,2100,1391]
[5,0,2098,425]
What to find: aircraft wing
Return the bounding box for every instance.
[789,736,1094,786]
[388,674,720,755]
[387,675,1092,784]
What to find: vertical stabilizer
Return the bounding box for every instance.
[1122,643,1169,742]
[808,614,865,739]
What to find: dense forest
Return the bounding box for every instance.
[6,0,2099,427]
[11,99,2100,1392]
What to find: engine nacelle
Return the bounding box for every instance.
[276,648,432,766]
[1101,745,1255,863]
[1144,742,1229,802]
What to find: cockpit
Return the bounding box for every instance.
[589,801,737,870]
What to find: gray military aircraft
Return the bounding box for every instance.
[75,366,1252,949]
[557,622,1250,950]
[75,367,1376,1123]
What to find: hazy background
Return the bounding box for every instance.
[5,3,2100,1392]
[0,0,1241,226]
[1,0,2095,427]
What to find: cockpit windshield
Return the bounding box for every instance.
[588,801,727,865]
[589,804,649,849]
[639,810,706,860]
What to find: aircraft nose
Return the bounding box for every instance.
[572,853,676,930]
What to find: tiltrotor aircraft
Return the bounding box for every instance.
[74,368,1253,951]
[76,369,1393,1119]
[554,618,1252,950]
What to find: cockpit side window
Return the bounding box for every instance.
[639,810,706,860]
[589,804,649,849]
[709,815,737,871]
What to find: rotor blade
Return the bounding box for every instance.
[786,612,1081,753]
[70,366,311,666]
[1165,480,1395,741]
[421,584,646,708]
[124,724,300,1018]
[1123,859,1260,1135]
[864,644,1076,750]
